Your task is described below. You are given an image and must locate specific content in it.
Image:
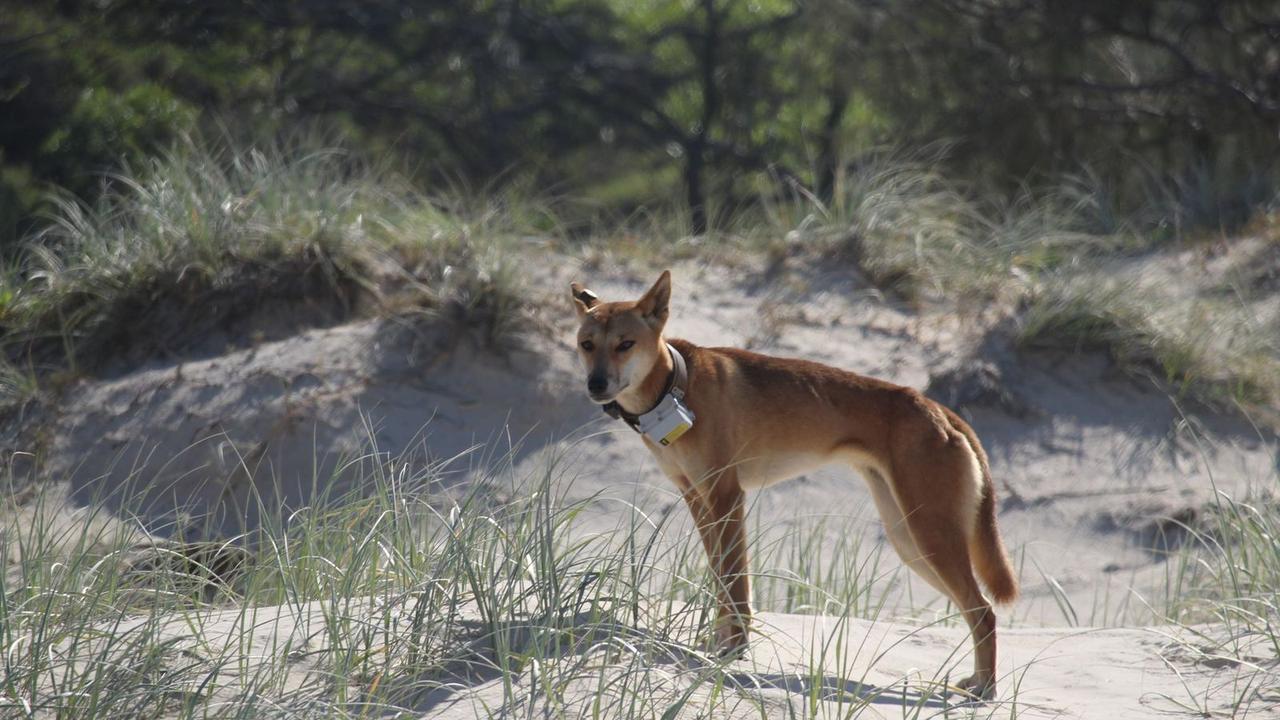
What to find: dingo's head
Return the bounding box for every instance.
[569,270,671,404]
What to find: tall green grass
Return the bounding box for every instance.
[1146,470,1280,713]
[0,136,546,404]
[0,429,1025,718]
[768,148,1280,412]
[3,139,1275,413]
[1015,275,1278,408]
[5,421,1278,716]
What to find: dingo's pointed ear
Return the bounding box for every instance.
[636,270,671,326]
[570,282,599,317]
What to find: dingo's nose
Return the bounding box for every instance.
[587,376,608,394]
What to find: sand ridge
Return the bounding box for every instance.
[5,255,1276,716]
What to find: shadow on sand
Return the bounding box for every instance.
[723,669,956,710]
[369,610,964,715]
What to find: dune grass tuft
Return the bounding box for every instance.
[1016,275,1279,409]
[0,137,546,405]
[4,421,1278,716]
[4,139,1275,414]
[1152,462,1280,713]
[769,149,1280,413]
[0,433,928,718]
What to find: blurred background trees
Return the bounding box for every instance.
[2,0,1277,247]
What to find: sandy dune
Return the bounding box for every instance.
[72,595,1260,718]
[6,255,1277,715]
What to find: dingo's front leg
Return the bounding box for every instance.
[710,481,750,655]
[676,470,750,656]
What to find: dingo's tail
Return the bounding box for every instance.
[973,468,1018,604]
[953,418,1019,605]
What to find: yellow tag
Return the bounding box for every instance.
[659,422,692,446]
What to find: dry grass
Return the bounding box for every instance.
[0,433,957,718]
[0,136,547,405]
[767,148,1280,413]
[3,139,1275,413]
[2,424,1276,717]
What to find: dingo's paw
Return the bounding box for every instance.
[713,621,749,658]
[954,674,995,701]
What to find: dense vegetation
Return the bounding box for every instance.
[2,1,1278,410]
[4,0,1278,245]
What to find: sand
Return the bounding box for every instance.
[69,595,1262,718]
[4,253,1277,716]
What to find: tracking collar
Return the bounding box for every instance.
[602,343,694,445]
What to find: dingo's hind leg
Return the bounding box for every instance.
[910,516,998,699]
[863,467,949,596]
[889,443,999,699]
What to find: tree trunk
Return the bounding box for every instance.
[817,86,849,202]
[685,148,708,236]
[684,0,719,236]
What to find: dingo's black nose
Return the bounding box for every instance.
[587,376,608,394]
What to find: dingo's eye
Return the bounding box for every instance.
[616,340,635,352]
[580,340,595,352]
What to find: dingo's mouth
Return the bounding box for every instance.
[588,383,628,404]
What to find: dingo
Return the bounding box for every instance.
[570,270,1018,699]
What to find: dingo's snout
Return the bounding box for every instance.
[587,373,609,397]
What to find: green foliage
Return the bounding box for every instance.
[0,165,43,248]
[38,85,197,191]
[3,0,1278,247]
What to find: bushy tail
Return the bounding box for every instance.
[951,414,1019,605]
[972,469,1019,605]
